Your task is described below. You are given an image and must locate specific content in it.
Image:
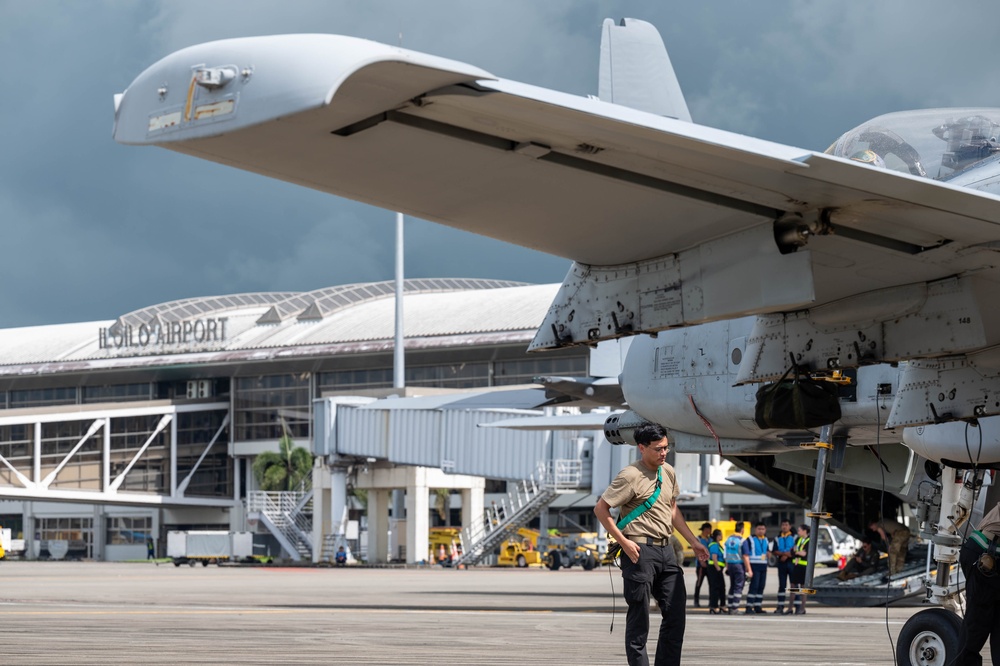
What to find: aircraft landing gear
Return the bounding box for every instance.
[895,466,983,664]
[896,608,962,666]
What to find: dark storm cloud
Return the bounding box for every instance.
[1,1,996,326]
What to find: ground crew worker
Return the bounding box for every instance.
[773,519,796,614]
[837,537,879,581]
[692,522,713,607]
[724,521,747,614]
[952,501,1000,664]
[594,423,708,666]
[790,524,810,615]
[742,522,770,614]
[706,529,726,614]
[868,517,910,575]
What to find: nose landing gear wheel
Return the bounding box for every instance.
[896,608,962,666]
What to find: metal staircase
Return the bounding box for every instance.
[453,460,583,568]
[246,489,313,561]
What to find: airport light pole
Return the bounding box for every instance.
[394,212,405,389]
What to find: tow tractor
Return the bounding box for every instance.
[496,528,600,570]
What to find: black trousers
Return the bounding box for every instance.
[706,565,725,610]
[775,559,794,609]
[621,542,686,666]
[790,563,807,612]
[693,563,707,603]
[953,540,1000,665]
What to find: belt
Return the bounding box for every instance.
[632,537,668,546]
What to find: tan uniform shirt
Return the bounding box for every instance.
[977,502,1000,539]
[601,461,679,540]
[876,519,909,539]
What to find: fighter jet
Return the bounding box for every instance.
[114,18,1000,661]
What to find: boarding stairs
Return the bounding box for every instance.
[247,488,313,561]
[453,459,583,568]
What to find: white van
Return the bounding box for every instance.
[768,523,859,567]
[814,523,860,566]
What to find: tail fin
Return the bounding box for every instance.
[598,18,691,122]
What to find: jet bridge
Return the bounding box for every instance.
[311,394,603,564]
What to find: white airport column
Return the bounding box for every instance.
[460,482,485,539]
[311,465,330,563]
[329,465,349,551]
[405,467,429,565]
[367,489,391,564]
[92,505,104,561]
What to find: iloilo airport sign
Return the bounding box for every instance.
[98,318,228,351]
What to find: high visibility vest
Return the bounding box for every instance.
[793,536,810,566]
[774,533,796,555]
[709,542,725,570]
[746,536,769,564]
[724,535,744,564]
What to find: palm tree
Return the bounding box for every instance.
[252,430,313,492]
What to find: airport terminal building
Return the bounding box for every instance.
[0,278,598,560]
[0,278,784,562]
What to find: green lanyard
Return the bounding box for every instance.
[616,467,663,530]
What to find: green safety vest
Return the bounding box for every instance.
[793,536,810,566]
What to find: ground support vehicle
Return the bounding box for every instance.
[495,529,599,570]
[167,531,253,567]
[542,532,600,571]
[496,528,546,568]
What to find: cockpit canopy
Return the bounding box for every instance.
[826,108,1000,181]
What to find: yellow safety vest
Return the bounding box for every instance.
[793,536,810,566]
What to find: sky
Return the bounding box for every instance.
[2,0,999,328]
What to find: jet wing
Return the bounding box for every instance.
[115,34,1000,323]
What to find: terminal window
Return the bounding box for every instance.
[107,516,152,545]
[234,374,310,441]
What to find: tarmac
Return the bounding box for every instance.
[0,560,987,665]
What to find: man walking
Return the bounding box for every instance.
[595,423,708,666]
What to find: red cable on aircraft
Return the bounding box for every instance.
[688,395,723,457]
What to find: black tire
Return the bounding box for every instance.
[516,554,527,568]
[547,550,562,571]
[173,561,181,567]
[202,560,210,567]
[896,608,962,666]
[188,560,196,567]
[582,554,597,571]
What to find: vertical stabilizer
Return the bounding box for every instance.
[598,18,691,122]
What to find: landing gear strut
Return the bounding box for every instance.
[894,466,983,664]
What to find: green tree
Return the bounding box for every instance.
[252,432,313,491]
